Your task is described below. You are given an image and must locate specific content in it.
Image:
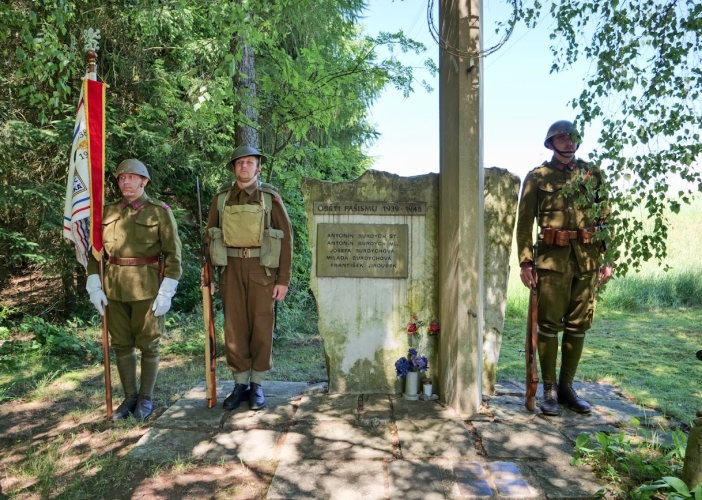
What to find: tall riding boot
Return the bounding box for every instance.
[112,350,138,421]
[135,353,159,420]
[558,333,590,413]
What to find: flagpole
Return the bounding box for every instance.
[87,47,112,420]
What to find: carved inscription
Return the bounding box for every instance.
[313,201,426,216]
[317,223,408,278]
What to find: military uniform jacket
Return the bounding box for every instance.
[88,194,182,302]
[205,181,293,286]
[515,158,608,274]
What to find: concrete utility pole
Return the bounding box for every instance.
[437,0,484,417]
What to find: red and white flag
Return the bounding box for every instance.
[62,73,106,268]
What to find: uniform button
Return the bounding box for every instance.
[570,220,574,224]
[568,207,573,211]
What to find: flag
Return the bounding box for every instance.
[63,73,106,268]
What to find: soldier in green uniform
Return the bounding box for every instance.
[516,121,612,416]
[86,159,182,421]
[205,145,293,411]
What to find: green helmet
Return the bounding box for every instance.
[544,120,581,148]
[114,159,151,180]
[226,145,267,169]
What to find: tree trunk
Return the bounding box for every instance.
[231,39,259,148]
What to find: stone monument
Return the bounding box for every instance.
[302,170,439,394]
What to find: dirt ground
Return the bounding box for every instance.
[0,386,278,499]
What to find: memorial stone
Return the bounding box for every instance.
[303,170,439,393]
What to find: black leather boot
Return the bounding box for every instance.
[540,383,560,416]
[558,383,591,413]
[249,382,265,411]
[133,396,154,420]
[223,384,249,411]
[110,395,138,421]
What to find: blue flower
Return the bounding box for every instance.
[395,349,429,378]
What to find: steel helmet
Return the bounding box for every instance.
[544,120,581,148]
[226,145,267,169]
[114,159,151,180]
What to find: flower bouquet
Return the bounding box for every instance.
[394,348,428,378]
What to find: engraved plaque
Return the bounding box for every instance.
[313,201,427,216]
[317,223,408,278]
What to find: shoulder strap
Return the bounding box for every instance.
[217,190,229,227]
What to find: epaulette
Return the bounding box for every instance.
[147,198,170,210]
[216,181,236,195]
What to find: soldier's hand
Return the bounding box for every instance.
[153,277,179,317]
[272,284,288,302]
[86,274,108,316]
[597,265,613,287]
[519,264,538,289]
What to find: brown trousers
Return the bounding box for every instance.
[220,257,276,374]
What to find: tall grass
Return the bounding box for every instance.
[505,195,702,314]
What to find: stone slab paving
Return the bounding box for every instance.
[127,428,214,461]
[294,393,360,423]
[204,427,283,463]
[388,460,448,500]
[396,419,477,460]
[521,459,603,498]
[592,398,663,425]
[267,460,387,500]
[279,420,395,461]
[473,422,574,460]
[124,380,680,499]
[392,395,461,421]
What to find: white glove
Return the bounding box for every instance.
[86,274,108,316]
[152,277,178,317]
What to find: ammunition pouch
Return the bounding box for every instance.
[260,228,284,269]
[207,227,228,267]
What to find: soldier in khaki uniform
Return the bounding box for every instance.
[516,121,612,416]
[86,159,182,421]
[205,145,293,411]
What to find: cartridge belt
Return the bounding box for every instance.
[108,256,160,266]
[226,247,261,258]
[542,226,604,246]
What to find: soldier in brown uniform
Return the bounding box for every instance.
[205,145,293,411]
[516,121,612,416]
[86,159,182,421]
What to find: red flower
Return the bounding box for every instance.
[407,323,418,334]
[429,323,440,334]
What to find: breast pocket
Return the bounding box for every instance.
[101,213,120,252]
[538,182,566,212]
[135,216,159,244]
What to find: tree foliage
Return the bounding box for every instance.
[510,0,702,274]
[0,0,433,318]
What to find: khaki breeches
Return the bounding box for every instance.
[536,256,597,335]
[107,298,163,357]
[219,257,276,373]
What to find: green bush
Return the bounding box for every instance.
[19,316,101,359]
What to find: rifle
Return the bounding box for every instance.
[525,244,539,411]
[197,178,217,408]
[99,259,113,419]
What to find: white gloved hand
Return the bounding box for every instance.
[152,277,178,317]
[86,274,108,316]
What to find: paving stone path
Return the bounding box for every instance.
[128,380,671,499]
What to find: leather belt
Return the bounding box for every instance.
[226,247,261,258]
[108,256,160,266]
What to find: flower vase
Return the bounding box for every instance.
[403,371,420,401]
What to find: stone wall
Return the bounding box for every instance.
[482,167,521,395]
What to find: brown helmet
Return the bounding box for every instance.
[544,120,581,148]
[114,159,151,180]
[226,145,267,169]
